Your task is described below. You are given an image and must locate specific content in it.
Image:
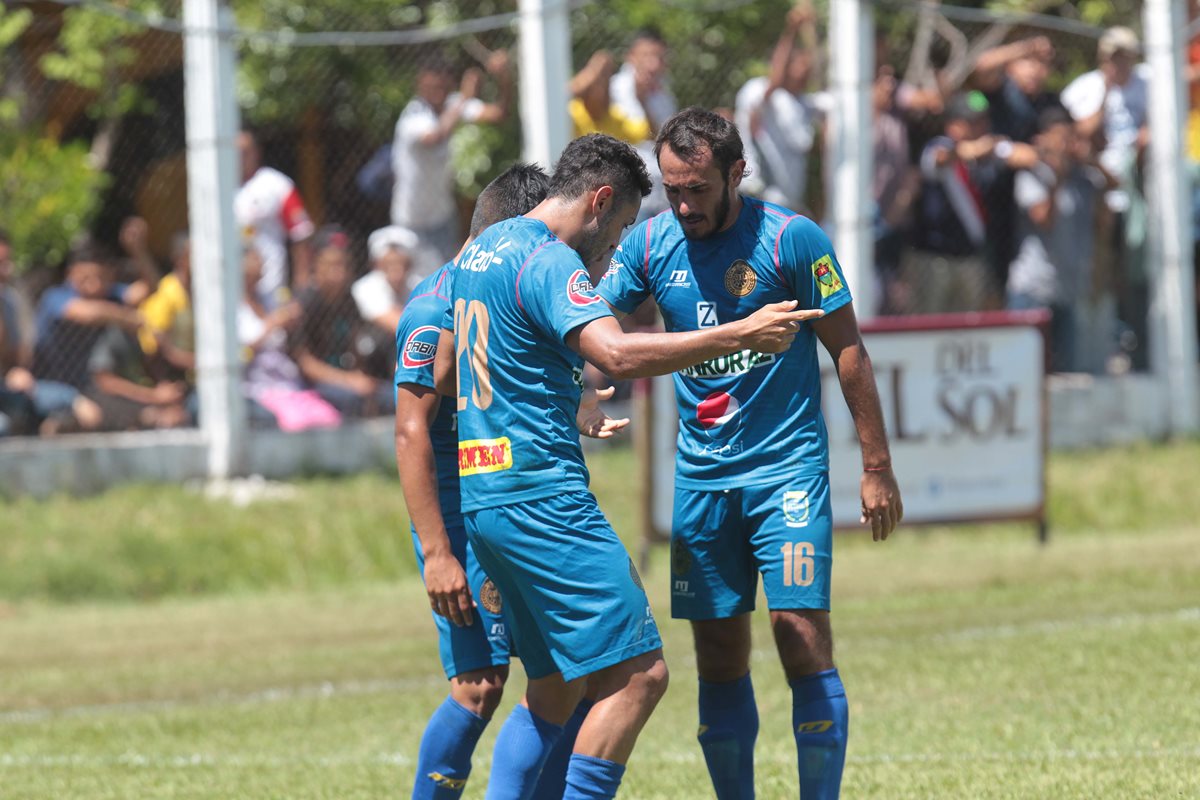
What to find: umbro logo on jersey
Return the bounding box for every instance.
[666,269,691,288]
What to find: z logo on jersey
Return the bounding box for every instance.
[567,269,603,306]
[400,325,440,368]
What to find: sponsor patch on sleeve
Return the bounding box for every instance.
[567,268,603,306]
[458,437,514,476]
[811,255,844,298]
[400,325,441,369]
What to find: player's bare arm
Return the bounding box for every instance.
[432,328,457,397]
[395,381,474,627]
[812,303,903,541]
[569,300,823,379]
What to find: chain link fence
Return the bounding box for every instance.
[0,0,1187,444]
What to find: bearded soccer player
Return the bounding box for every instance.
[437,133,821,799]
[596,108,903,799]
[395,163,559,799]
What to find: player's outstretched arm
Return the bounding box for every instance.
[570,300,824,380]
[812,303,903,542]
[395,383,474,627]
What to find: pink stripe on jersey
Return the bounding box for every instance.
[766,208,803,284]
[514,241,556,313]
[643,216,654,279]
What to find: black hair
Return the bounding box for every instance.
[1037,105,1072,133]
[417,51,456,76]
[67,243,115,269]
[654,107,746,176]
[547,134,652,207]
[630,27,666,46]
[470,162,551,237]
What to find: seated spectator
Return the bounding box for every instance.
[900,91,1035,314]
[735,2,830,214]
[0,230,36,435]
[353,225,417,337]
[80,324,189,433]
[28,242,157,432]
[139,231,194,382]
[238,246,338,431]
[569,51,653,143]
[1007,109,1117,373]
[291,228,395,418]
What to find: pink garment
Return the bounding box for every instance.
[255,387,341,432]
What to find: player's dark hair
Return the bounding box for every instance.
[655,107,746,177]
[469,162,550,237]
[547,134,652,208]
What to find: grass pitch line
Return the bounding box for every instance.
[0,676,444,724]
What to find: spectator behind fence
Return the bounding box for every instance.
[1007,108,1117,373]
[900,91,1035,314]
[291,228,395,418]
[0,230,36,435]
[79,322,190,433]
[238,245,339,432]
[569,51,653,143]
[29,241,159,433]
[138,231,194,382]
[610,28,675,223]
[735,2,828,215]
[872,65,920,314]
[390,52,512,266]
[236,128,315,309]
[972,36,1062,144]
[354,225,418,337]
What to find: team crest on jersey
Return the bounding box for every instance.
[811,255,844,298]
[671,539,693,575]
[783,490,810,528]
[567,269,602,306]
[480,578,503,614]
[724,260,757,297]
[401,325,440,368]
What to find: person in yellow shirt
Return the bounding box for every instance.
[568,51,653,144]
[139,232,194,378]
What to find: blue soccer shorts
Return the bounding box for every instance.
[464,491,662,682]
[670,473,833,619]
[412,524,512,680]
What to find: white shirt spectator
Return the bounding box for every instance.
[235,166,313,307]
[1060,64,1149,208]
[390,94,485,231]
[609,64,676,132]
[351,271,402,324]
[735,77,831,212]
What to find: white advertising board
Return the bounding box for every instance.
[651,316,1047,531]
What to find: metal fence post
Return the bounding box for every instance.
[1144,0,1200,436]
[183,0,245,478]
[829,0,875,319]
[517,0,572,171]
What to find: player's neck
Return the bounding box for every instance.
[526,198,585,248]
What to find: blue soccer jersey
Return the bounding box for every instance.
[443,217,614,513]
[394,263,461,524]
[597,198,852,490]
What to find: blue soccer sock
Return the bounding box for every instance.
[484,704,564,800]
[697,672,759,799]
[413,696,490,799]
[530,697,594,800]
[562,754,626,799]
[790,668,849,800]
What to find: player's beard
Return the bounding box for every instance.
[575,218,612,274]
[678,181,734,240]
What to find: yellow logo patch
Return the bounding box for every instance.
[458,437,513,476]
[811,255,844,298]
[796,719,835,734]
[428,772,468,790]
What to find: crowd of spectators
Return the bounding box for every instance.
[3,9,1198,440]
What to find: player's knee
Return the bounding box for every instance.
[450,666,508,718]
[634,656,670,709]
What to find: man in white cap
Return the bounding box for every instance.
[353,225,422,336]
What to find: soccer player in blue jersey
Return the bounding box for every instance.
[596,108,904,799]
[438,133,821,799]
[396,163,565,799]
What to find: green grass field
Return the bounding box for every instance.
[2,442,1199,798]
